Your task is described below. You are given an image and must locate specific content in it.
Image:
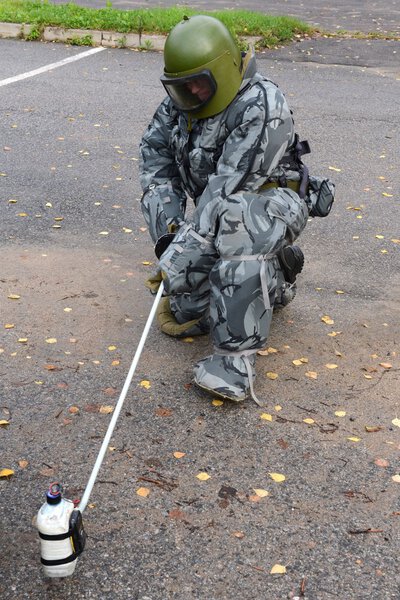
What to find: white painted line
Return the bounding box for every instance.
[0,46,106,88]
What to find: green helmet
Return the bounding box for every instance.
[161,15,243,119]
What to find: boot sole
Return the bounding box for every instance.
[194,380,246,403]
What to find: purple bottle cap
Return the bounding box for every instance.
[46,482,62,504]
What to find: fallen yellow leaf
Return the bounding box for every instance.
[292,359,303,366]
[140,380,151,389]
[136,487,150,497]
[379,362,392,369]
[266,372,279,380]
[303,418,315,424]
[305,371,318,379]
[335,411,346,417]
[260,413,273,421]
[258,346,278,356]
[270,564,287,574]
[108,345,117,351]
[196,472,210,481]
[392,475,400,483]
[347,436,361,442]
[321,315,334,325]
[274,405,282,412]
[4,324,14,329]
[391,418,400,428]
[46,338,57,344]
[253,488,269,498]
[212,399,224,406]
[0,468,14,478]
[18,460,29,469]
[0,420,10,427]
[99,405,114,414]
[8,294,21,300]
[325,363,338,369]
[269,472,286,483]
[173,452,186,459]
[328,166,341,172]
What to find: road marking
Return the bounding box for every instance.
[0,46,106,87]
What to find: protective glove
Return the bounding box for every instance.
[158,221,218,295]
[144,269,164,294]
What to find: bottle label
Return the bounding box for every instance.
[39,509,86,566]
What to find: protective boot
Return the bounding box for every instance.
[273,245,304,308]
[278,245,304,284]
[194,353,256,402]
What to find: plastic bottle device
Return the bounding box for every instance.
[36,482,79,578]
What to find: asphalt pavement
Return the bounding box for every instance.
[0,4,399,600]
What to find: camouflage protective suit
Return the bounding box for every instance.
[139,53,310,402]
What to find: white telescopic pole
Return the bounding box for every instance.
[78,282,164,514]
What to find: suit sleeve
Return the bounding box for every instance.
[139,98,187,242]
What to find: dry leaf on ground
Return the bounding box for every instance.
[269,472,286,483]
[253,488,269,498]
[196,472,210,481]
[0,468,14,478]
[173,452,185,459]
[270,564,287,574]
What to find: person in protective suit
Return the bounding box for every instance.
[139,15,334,403]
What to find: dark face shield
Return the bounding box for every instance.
[160,71,216,112]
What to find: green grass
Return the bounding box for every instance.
[0,0,314,47]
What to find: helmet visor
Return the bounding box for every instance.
[161,71,216,112]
